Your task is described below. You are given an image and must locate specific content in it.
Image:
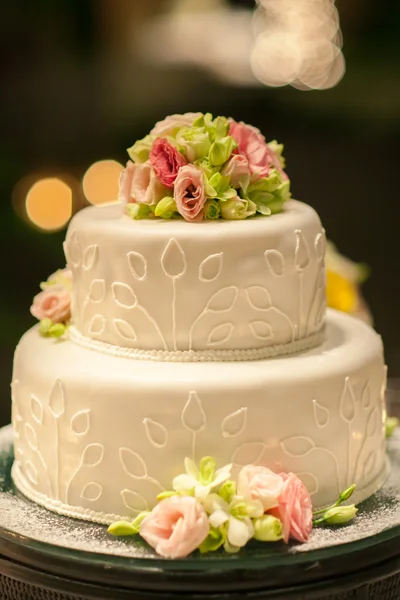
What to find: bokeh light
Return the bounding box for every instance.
[25,178,73,231]
[82,159,124,205]
[252,0,345,90]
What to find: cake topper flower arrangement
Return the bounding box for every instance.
[119,112,290,222]
[108,456,358,559]
[30,268,72,338]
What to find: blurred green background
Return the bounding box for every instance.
[0,0,399,426]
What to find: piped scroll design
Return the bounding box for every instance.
[83,245,99,271]
[306,229,326,335]
[66,443,105,504]
[244,286,294,342]
[143,418,168,449]
[313,399,330,428]
[81,279,106,335]
[17,376,102,505]
[189,287,238,349]
[199,253,223,282]
[128,251,147,281]
[262,229,324,344]
[119,447,163,492]
[162,238,187,351]
[71,226,324,353]
[221,408,248,439]
[81,482,103,502]
[294,229,310,339]
[352,369,387,484]
[11,379,22,442]
[121,489,148,514]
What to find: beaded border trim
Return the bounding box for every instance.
[69,326,326,363]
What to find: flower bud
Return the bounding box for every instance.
[176,127,210,162]
[126,203,153,220]
[220,197,256,220]
[204,199,220,220]
[127,134,154,163]
[38,318,53,336]
[48,323,67,338]
[253,515,283,542]
[154,196,177,219]
[339,484,356,503]
[209,136,237,166]
[323,505,358,525]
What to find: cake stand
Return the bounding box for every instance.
[0,399,399,599]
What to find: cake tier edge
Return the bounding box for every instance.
[12,309,388,521]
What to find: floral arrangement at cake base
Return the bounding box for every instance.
[30,268,72,338]
[108,456,358,559]
[119,112,291,221]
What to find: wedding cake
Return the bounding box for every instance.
[11,113,389,556]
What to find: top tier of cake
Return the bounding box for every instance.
[64,199,326,358]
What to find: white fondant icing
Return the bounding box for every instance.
[12,310,388,519]
[65,201,325,353]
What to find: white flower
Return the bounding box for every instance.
[172,457,232,501]
[203,493,264,553]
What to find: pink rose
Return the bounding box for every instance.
[150,138,187,188]
[30,285,71,323]
[119,160,167,205]
[221,154,251,188]
[140,496,209,559]
[270,473,313,543]
[150,112,202,137]
[174,165,206,222]
[229,119,288,181]
[237,465,284,511]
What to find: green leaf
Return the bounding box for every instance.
[107,520,140,536]
[256,204,272,216]
[199,456,216,484]
[156,490,177,500]
[199,525,226,554]
[386,417,399,438]
[204,178,218,198]
[154,197,177,219]
[208,172,222,191]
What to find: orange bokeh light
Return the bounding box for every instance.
[25,178,73,231]
[82,160,124,205]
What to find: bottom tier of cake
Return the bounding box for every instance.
[11,309,388,524]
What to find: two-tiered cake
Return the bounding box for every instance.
[11,113,389,555]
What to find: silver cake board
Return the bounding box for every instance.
[0,424,399,599]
